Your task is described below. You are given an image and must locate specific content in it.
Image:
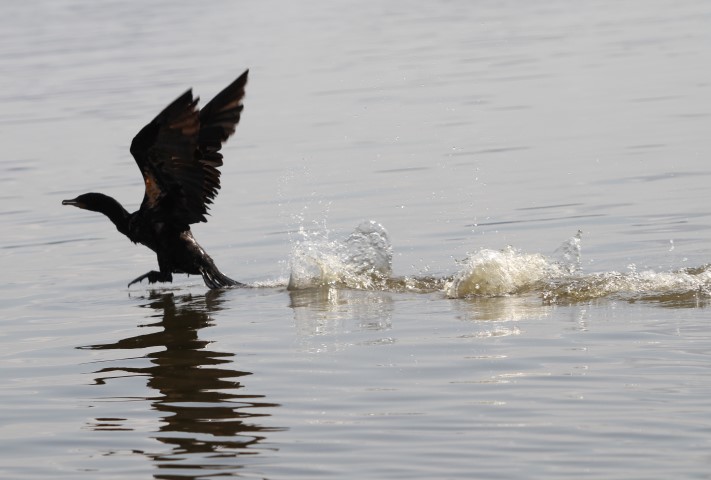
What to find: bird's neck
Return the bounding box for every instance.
[94,195,131,236]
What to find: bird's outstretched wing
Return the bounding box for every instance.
[129,70,249,227]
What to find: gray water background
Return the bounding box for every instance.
[1,1,711,478]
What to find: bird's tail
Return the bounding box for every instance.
[199,262,244,289]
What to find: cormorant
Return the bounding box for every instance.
[62,70,249,289]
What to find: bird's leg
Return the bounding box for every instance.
[127,270,173,287]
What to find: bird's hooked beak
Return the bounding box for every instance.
[62,197,85,209]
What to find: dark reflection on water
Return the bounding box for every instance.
[80,290,282,479]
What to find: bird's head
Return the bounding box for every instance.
[62,192,130,234]
[62,192,115,212]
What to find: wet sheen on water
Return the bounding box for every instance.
[2,0,711,479]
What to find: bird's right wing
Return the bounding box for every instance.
[129,89,207,228]
[194,69,249,209]
[198,69,248,156]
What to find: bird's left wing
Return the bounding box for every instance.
[130,89,211,227]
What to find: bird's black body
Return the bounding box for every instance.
[62,70,249,289]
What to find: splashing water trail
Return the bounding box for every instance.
[285,222,711,304]
[543,267,711,304]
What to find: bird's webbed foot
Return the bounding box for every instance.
[127,270,173,288]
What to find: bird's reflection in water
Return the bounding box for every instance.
[81,290,281,478]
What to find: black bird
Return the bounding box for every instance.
[62,70,249,289]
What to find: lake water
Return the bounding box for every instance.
[2,0,711,478]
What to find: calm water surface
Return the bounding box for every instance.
[2,1,711,478]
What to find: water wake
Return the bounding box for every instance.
[285,222,711,304]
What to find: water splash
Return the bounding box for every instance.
[287,220,392,290]
[442,231,583,298]
[444,247,556,298]
[552,229,582,275]
[284,222,711,305]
